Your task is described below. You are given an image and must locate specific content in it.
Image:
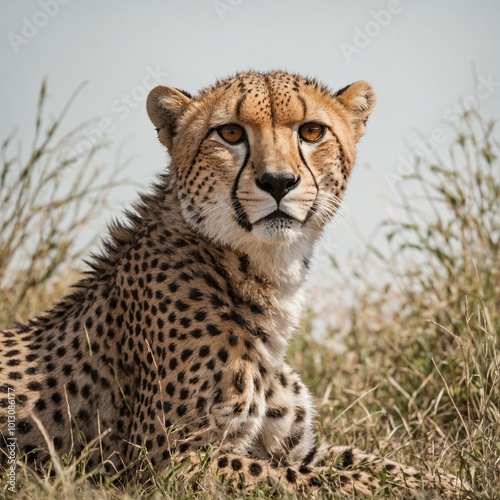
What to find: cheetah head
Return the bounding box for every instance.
[147,71,375,258]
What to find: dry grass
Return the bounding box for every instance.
[1,89,498,499]
[0,82,128,326]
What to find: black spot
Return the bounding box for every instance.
[181,349,193,362]
[217,348,228,362]
[286,468,297,484]
[302,444,318,466]
[249,462,263,476]
[207,324,222,336]
[342,448,354,468]
[339,474,350,485]
[189,328,202,338]
[203,273,223,293]
[28,382,42,392]
[194,311,207,322]
[294,407,306,423]
[218,456,228,468]
[189,289,204,301]
[210,293,226,308]
[51,392,62,404]
[175,300,189,312]
[67,381,78,396]
[177,405,187,416]
[213,388,222,404]
[53,410,64,423]
[285,429,303,449]
[179,443,190,453]
[265,407,288,419]
[231,458,242,471]
[309,476,322,487]
[35,399,46,411]
[233,370,245,394]
[77,409,90,420]
[17,421,33,434]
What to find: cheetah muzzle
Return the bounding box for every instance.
[0,71,464,496]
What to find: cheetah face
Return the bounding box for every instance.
[147,72,375,253]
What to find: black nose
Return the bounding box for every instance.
[255,172,300,203]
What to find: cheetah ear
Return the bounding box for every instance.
[147,86,192,150]
[333,81,376,141]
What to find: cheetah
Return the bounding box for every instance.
[0,70,464,496]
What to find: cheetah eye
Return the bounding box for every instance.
[298,123,326,143]
[217,123,245,144]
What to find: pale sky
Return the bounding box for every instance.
[1,1,499,312]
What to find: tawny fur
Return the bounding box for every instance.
[0,71,463,496]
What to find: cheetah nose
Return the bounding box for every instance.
[255,172,301,203]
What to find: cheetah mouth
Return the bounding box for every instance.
[260,210,296,223]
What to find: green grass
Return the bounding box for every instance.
[1,88,498,498]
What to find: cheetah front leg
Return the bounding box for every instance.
[252,363,317,464]
[207,359,265,453]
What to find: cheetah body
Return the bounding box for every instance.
[0,71,462,495]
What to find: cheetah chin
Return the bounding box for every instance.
[0,70,466,497]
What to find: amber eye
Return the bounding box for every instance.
[298,123,326,143]
[217,123,245,144]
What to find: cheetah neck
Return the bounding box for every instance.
[90,175,316,367]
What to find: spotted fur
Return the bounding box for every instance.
[0,71,463,496]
